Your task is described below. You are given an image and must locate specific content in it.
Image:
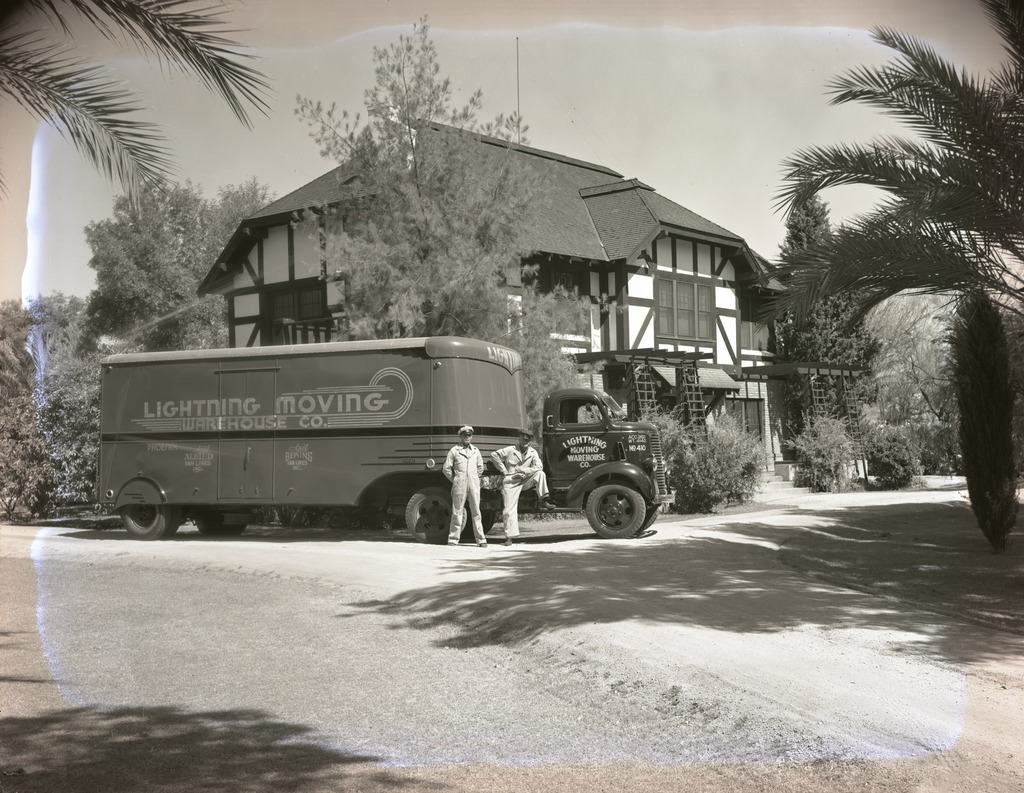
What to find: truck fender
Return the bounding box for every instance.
[564,461,654,508]
[112,477,167,510]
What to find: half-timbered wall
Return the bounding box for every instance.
[635,235,742,368]
[626,269,655,349]
[225,217,326,347]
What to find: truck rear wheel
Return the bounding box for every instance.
[121,504,182,541]
[405,487,453,544]
[585,484,646,539]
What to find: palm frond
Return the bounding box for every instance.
[828,29,1012,160]
[984,0,1024,86]
[0,32,173,193]
[775,138,943,214]
[769,211,1024,322]
[25,0,270,128]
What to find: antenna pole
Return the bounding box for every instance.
[516,36,521,143]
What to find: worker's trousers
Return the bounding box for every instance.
[448,474,485,544]
[500,470,549,538]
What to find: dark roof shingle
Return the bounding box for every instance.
[202,122,761,295]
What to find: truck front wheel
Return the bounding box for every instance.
[405,487,453,544]
[121,504,182,540]
[585,484,647,539]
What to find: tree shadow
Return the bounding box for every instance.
[353,499,1023,667]
[0,705,433,793]
[45,525,422,544]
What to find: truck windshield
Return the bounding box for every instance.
[600,393,628,420]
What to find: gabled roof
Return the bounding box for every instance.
[580,179,745,262]
[250,163,367,220]
[200,122,768,296]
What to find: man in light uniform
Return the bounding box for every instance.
[491,428,555,546]
[443,425,487,547]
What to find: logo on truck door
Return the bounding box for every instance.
[562,434,608,468]
[135,367,414,432]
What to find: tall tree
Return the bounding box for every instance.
[773,195,880,439]
[84,178,271,351]
[0,0,269,198]
[774,194,880,368]
[866,294,954,426]
[0,299,33,397]
[953,292,1018,551]
[296,19,586,417]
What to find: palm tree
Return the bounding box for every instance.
[773,0,1024,319]
[0,0,269,199]
[774,0,1024,551]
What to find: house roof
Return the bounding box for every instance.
[200,122,768,296]
[249,163,368,220]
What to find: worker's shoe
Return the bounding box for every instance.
[447,541,458,546]
[477,542,488,548]
[538,499,556,511]
[503,536,514,546]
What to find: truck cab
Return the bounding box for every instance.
[537,388,670,538]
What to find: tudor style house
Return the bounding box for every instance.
[198,123,862,474]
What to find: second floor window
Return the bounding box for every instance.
[551,267,585,296]
[268,282,328,344]
[738,291,770,351]
[269,284,325,324]
[657,279,714,340]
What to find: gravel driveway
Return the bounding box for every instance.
[2,477,1021,792]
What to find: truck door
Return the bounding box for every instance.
[542,393,611,489]
[218,366,277,500]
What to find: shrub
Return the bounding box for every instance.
[640,406,692,467]
[0,391,55,520]
[790,415,857,493]
[864,423,921,489]
[670,415,764,513]
[913,421,961,475]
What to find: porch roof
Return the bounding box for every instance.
[573,348,711,366]
[740,362,865,379]
[652,365,741,391]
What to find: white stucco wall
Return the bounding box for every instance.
[263,226,289,284]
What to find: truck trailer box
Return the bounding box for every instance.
[99,336,525,539]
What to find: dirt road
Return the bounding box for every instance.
[2,479,1021,791]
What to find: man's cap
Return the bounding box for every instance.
[518,428,534,438]
[458,425,474,435]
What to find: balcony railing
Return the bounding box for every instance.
[274,317,338,345]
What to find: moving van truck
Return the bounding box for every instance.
[98,336,669,542]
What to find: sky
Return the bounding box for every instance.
[0,0,1007,305]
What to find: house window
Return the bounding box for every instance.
[657,278,714,341]
[267,282,327,344]
[551,267,584,296]
[739,291,770,351]
[741,321,770,351]
[269,285,324,323]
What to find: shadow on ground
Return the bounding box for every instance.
[0,705,433,793]
[352,498,1023,668]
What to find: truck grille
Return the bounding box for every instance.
[651,431,669,497]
